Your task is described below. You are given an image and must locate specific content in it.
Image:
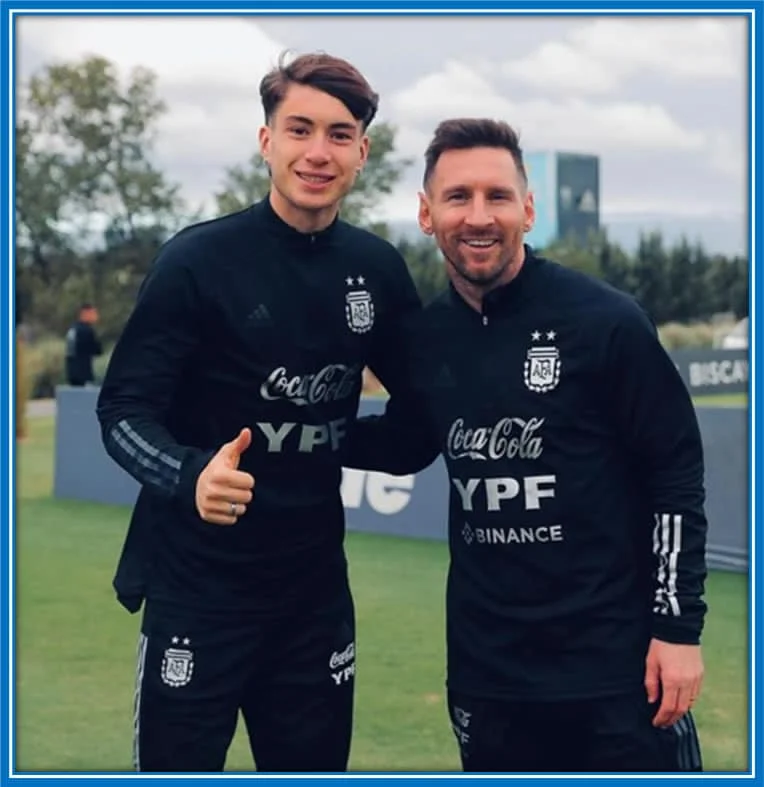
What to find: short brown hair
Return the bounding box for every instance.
[423,118,528,189]
[260,51,379,130]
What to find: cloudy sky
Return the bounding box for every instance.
[15,12,750,254]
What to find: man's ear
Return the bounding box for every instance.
[523,189,536,233]
[357,133,370,172]
[259,124,271,163]
[418,191,434,236]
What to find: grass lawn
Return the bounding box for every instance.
[692,393,748,408]
[14,416,750,773]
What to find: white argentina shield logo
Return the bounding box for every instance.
[524,346,561,393]
[345,290,375,334]
[161,646,194,687]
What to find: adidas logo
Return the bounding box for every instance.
[247,304,272,324]
[433,364,455,388]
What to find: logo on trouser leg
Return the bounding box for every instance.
[161,636,194,687]
[451,706,472,757]
[330,641,355,686]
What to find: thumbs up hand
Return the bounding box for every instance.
[195,428,256,525]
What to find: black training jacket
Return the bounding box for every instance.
[96,197,421,616]
[345,247,708,701]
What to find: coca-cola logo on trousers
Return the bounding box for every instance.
[329,641,355,686]
[260,364,360,406]
[447,416,544,461]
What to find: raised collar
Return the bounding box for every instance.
[446,244,540,317]
[253,193,340,250]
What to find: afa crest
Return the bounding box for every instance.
[161,638,194,688]
[345,287,375,334]
[524,331,561,393]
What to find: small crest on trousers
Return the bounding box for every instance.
[161,636,194,687]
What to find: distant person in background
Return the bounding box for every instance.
[16,293,28,438]
[65,303,103,386]
[345,118,708,773]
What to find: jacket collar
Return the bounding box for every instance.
[446,244,539,315]
[254,193,340,250]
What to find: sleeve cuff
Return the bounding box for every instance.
[176,449,215,519]
[651,617,703,645]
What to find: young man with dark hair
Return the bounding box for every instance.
[96,51,421,773]
[345,117,708,773]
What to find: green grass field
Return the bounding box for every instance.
[15,414,750,773]
[692,393,748,408]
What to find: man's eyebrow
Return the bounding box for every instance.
[284,114,314,126]
[441,184,518,195]
[284,115,357,131]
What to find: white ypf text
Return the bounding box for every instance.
[453,475,556,511]
[256,418,347,453]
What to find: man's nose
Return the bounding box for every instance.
[305,135,331,164]
[464,198,494,227]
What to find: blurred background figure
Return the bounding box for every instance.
[16,295,28,440]
[65,303,103,387]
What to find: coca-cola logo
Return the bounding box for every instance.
[329,642,355,669]
[260,364,360,406]
[446,416,544,461]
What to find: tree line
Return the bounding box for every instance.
[16,55,748,346]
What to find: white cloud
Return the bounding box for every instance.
[601,196,741,219]
[376,186,421,223]
[16,15,286,208]
[390,61,705,154]
[386,124,430,164]
[16,16,285,91]
[391,60,514,122]
[502,40,618,95]
[705,130,748,195]
[502,17,743,96]
[573,18,740,80]
[517,97,705,152]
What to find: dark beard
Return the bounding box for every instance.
[443,248,511,288]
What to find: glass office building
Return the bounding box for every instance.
[524,151,600,250]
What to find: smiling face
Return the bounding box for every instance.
[419,146,535,294]
[259,83,369,233]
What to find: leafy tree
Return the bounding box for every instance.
[15,119,71,282]
[663,238,713,323]
[598,234,635,296]
[538,229,603,280]
[214,153,271,217]
[16,55,185,335]
[630,231,671,323]
[706,254,749,319]
[395,235,448,304]
[19,56,182,243]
